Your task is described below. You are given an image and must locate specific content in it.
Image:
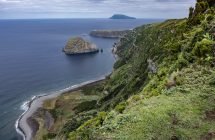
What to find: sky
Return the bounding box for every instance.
[0,0,196,19]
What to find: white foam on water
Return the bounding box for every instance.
[15,74,108,140]
[15,101,30,140]
[15,95,41,140]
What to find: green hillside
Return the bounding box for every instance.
[34,0,215,139]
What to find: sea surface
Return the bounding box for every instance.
[0,18,163,140]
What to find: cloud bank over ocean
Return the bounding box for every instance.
[0,0,195,19]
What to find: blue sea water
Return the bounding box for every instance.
[0,18,163,140]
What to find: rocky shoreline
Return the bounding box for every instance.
[17,33,119,140]
[17,78,107,140]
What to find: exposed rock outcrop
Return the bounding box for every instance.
[63,37,99,55]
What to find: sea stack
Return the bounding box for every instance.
[63,37,99,55]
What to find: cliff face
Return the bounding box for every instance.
[90,30,131,38]
[63,37,99,55]
[34,1,215,139]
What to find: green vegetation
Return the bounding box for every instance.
[115,102,127,113]
[33,1,215,139]
[79,65,215,140]
[33,82,105,140]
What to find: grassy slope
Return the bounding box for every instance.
[35,1,215,139]
[67,2,215,139]
[89,65,215,140]
[33,82,105,140]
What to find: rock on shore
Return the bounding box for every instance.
[63,37,99,55]
[90,30,131,38]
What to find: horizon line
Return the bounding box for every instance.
[0,17,173,20]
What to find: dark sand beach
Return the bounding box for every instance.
[17,77,106,140]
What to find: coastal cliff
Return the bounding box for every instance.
[22,1,215,139]
[63,37,99,55]
[90,30,131,38]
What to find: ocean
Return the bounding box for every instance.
[0,18,162,140]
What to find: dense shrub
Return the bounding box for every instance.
[206,14,214,21]
[42,133,57,140]
[74,100,97,113]
[115,102,127,113]
[49,108,63,119]
[176,56,189,69]
[132,95,141,101]
[192,38,214,57]
[206,0,215,7]
[78,111,107,130]
[60,118,82,134]
[114,59,126,69]
[183,52,195,62]
[187,0,213,25]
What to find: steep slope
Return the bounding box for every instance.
[67,1,215,139]
[34,0,215,139]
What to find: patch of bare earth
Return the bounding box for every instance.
[205,109,215,120]
[201,132,215,140]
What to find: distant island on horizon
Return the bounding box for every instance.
[110,14,136,19]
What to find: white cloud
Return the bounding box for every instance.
[0,0,196,19]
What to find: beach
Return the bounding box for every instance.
[0,19,159,139]
[16,77,106,140]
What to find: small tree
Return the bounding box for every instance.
[189,7,194,19]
